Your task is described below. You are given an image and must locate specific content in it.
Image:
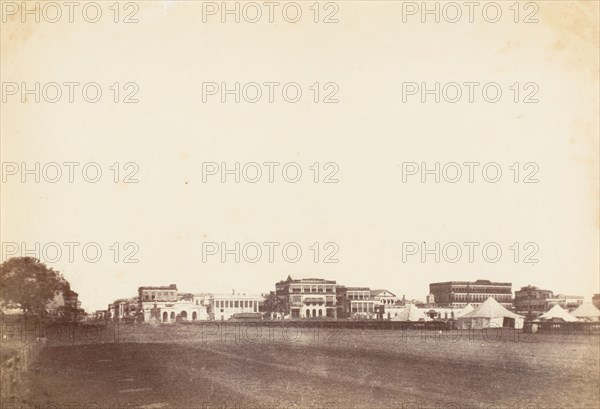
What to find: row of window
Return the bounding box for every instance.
[445,287,511,293]
[142,291,176,301]
[347,293,370,300]
[215,300,258,309]
[290,286,335,293]
[351,302,375,313]
[451,294,512,302]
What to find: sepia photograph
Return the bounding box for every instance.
[1,1,599,408]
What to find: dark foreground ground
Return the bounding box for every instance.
[5,325,600,409]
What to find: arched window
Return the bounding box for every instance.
[192,311,197,321]
[170,312,175,321]
[162,312,168,322]
[306,309,311,317]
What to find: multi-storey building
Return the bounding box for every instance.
[429,280,513,308]
[371,289,398,306]
[514,285,554,314]
[209,291,262,321]
[112,297,139,321]
[593,294,600,310]
[139,284,178,303]
[93,310,108,320]
[546,294,584,311]
[46,280,82,321]
[275,276,337,319]
[336,286,348,318]
[344,287,376,319]
[138,284,208,323]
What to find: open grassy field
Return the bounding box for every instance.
[6,324,600,409]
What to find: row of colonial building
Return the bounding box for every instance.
[95,277,600,323]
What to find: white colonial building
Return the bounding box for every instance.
[209,291,262,321]
[138,284,208,323]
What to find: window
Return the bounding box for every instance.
[235,301,239,308]
[225,301,229,308]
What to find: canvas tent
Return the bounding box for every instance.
[571,303,600,322]
[457,297,525,329]
[455,304,474,318]
[391,304,432,322]
[536,305,578,322]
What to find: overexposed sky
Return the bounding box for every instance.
[1,1,598,312]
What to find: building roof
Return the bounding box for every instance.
[277,276,336,285]
[371,289,396,297]
[515,285,552,293]
[552,294,585,300]
[231,313,262,319]
[430,280,512,286]
[139,284,177,291]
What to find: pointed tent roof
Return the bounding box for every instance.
[456,304,474,318]
[538,304,578,322]
[460,297,524,320]
[396,304,432,321]
[571,302,600,318]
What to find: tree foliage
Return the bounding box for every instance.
[262,292,285,317]
[0,257,67,316]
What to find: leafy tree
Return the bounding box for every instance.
[0,257,67,316]
[262,292,285,319]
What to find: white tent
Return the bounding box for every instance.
[457,297,525,329]
[455,304,474,318]
[571,303,600,322]
[537,305,578,322]
[391,304,432,321]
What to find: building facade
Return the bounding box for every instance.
[209,292,262,321]
[429,280,513,308]
[275,276,337,319]
[546,294,584,311]
[514,285,554,314]
[138,284,208,323]
[111,297,139,321]
[593,294,600,310]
